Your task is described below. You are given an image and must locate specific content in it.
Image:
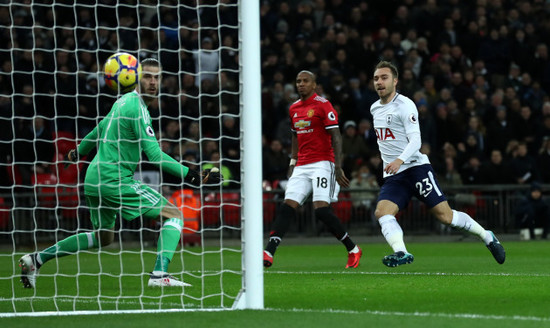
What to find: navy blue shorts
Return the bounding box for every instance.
[377,164,447,210]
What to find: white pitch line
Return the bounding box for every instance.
[2,305,547,322]
[267,307,550,322]
[265,270,550,277]
[0,308,229,318]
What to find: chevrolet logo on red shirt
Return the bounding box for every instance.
[294,119,311,129]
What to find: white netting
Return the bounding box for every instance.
[0,0,246,314]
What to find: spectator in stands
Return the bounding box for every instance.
[511,29,532,71]
[478,28,511,77]
[192,37,219,87]
[437,156,463,189]
[400,28,418,53]
[530,43,550,92]
[486,107,516,154]
[419,75,439,110]
[523,81,548,117]
[464,115,486,153]
[13,117,55,187]
[163,119,182,156]
[349,163,379,225]
[459,154,483,185]
[367,151,384,187]
[176,73,198,110]
[505,63,523,92]
[515,105,538,153]
[341,120,369,177]
[0,95,12,191]
[398,68,421,98]
[457,132,484,166]
[515,182,549,240]
[537,137,550,184]
[481,149,515,184]
[415,97,437,150]
[220,115,240,174]
[510,141,540,185]
[203,150,233,188]
[357,118,378,151]
[450,71,473,107]
[262,139,289,185]
[536,114,550,149]
[434,102,462,150]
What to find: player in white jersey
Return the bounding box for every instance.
[370,61,505,267]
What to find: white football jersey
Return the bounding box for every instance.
[370,93,430,177]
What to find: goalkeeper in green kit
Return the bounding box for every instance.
[19,58,220,288]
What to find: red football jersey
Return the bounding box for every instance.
[289,93,338,166]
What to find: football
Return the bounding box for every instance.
[103,52,142,93]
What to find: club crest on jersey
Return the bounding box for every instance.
[294,119,311,129]
[375,128,396,141]
[409,113,418,124]
[307,109,315,117]
[386,114,393,125]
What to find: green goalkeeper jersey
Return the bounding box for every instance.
[78,91,189,196]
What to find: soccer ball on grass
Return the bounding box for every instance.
[104,52,142,93]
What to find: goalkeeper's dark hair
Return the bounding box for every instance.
[141,57,162,70]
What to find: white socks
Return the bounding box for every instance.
[378,215,408,253]
[378,211,491,253]
[450,210,491,244]
[349,245,360,254]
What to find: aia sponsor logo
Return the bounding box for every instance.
[375,128,396,140]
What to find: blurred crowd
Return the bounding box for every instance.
[1,0,550,195]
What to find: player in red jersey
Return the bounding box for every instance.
[263,70,362,269]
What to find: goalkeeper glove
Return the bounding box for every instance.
[64,149,78,168]
[202,168,222,185]
[184,169,202,187]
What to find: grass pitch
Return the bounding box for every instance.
[1,239,549,327]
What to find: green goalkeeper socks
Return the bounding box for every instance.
[153,218,183,272]
[38,232,99,264]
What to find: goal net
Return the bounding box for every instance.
[0,0,263,315]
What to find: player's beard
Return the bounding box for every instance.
[378,84,395,102]
[141,88,159,105]
[298,89,314,99]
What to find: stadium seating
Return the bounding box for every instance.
[202,192,221,228]
[332,191,352,224]
[52,131,77,155]
[31,173,58,207]
[262,192,276,226]
[222,192,241,227]
[0,197,9,230]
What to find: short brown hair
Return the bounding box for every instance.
[375,61,398,79]
[141,57,162,70]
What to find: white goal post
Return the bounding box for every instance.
[235,0,264,310]
[0,0,263,315]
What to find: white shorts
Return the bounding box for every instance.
[284,161,340,205]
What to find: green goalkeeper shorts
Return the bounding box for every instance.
[85,181,168,230]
